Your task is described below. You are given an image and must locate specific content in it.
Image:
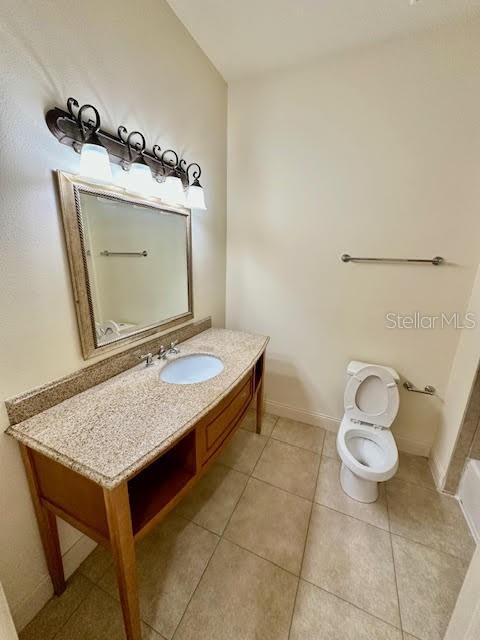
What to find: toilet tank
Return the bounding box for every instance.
[346,360,400,383]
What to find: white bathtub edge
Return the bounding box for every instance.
[458,459,480,544]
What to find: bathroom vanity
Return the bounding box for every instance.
[7,328,267,640]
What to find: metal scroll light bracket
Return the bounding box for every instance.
[341,254,444,266]
[45,98,204,189]
[403,381,436,396]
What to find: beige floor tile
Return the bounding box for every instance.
[272,417,325,453]
[224,477,311,574]
[404,635,420,640]
[174,539,298,640]
[240,408,278,436]
[387,478,475,561]
[78,544,113,583]
[315,456,389,530]
[19,573,92,640]
[175,462,248,534]
[55,585,164,639]
[253,439,320,499]
[302,505,400,627]
[290,580,402,640]
[322,431,340,460]
[392,535,468,640]
[395,452,435,489]
[217,429,267,474]
[99,514,218,639]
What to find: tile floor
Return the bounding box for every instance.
[20,412,476,640]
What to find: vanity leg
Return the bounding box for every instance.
[19,444,66,595]
[256,376,264,434]
[103,484,142,640]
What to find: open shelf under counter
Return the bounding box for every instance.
[12,330,267,640]
[128,430,197,537]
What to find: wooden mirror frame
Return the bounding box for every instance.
[57,171,193,359]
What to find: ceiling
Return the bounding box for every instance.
[167,0,480,80]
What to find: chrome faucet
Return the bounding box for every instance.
[158,341,179,360]
[167,340,180,355]
[157,345,168,360]
[139,353,155,367]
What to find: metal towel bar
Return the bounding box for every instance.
[404,381,436,396]
[341,254,443,265]
[100,250,148,257]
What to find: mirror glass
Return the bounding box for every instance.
[78,192,191,346]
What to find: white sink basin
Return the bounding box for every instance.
[160,354,224,384]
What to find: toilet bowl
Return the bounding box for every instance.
[336,361,399,503]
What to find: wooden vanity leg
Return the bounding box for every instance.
[103,484,142,640]
[256,376,264,434]
[19,444,66,595]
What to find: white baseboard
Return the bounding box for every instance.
[62,535,97,580]
[265,400,340,432]
[395,435,431,457]
[12,534,96,632]
[265,399,431,456]
[11,576,52,633]
[429,452,447,491]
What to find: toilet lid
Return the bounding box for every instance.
[344,365,399,428]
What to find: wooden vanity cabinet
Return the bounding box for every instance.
[20,353,265,640]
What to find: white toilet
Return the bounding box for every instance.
[336,360,400,503]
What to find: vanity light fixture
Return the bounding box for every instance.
[67,99,112,183]
[154,148,186,206]
[45,98,207,209]
[117,127,154,195]
[185,163,207,210]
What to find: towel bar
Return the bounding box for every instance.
[100,250,148,257]
[341,254,443,265]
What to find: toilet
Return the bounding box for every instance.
[336,360,400,503]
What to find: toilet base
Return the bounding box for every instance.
[340,463,378,503]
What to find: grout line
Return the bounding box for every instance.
[389,531,471,565]
[287,432,325,638]
[220,532,300,579]
[49,574,99,640]
[250,465,318,501]
[77,552,114,587]
[243,475,312,505]
[240,425,325,457]
[312,500,390,533]
[300,577,404,632]
[50,416,460,640]
[385,486,404,633]
[170,534,222,640]
[390,475,442,494]
[172,412,275,639]
[73,576,167,638]
[269,429,326,455]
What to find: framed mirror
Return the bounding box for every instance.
[57,172,193,359]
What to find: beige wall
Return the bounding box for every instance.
[0,0,226,627]
[227,20,480,454]
[431,265,480,486]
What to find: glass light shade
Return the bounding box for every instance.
[78,143,112,183]
[162,176,187,206]
[186,184,207,210]
[120,163,154,196]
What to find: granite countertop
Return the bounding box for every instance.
[7,328,268,489]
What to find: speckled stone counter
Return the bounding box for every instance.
[6,329,268,488]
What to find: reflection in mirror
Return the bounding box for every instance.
[80,193,190,346]
[57,172,192,359]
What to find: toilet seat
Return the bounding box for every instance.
[344,364,399,428]
[337,417,398,482]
